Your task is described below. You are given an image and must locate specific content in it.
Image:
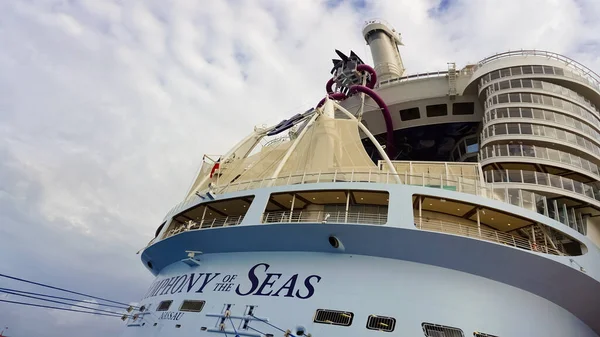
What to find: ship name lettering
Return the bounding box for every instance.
[235,263,321,299]
[159,312,184,321]
[142,264,321,299]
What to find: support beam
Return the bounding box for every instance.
[294,193,312,205]
[206,205,227,217]
[412,195,423,210]
[269,199,289,211]
[332,101,402,184]
[536,224,558,249]
[462,206,480,219]
[269,112,319,183]
[476,209,481,235]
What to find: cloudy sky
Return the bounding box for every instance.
[1,0,600,335]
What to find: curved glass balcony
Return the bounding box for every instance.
[480,144,600,179]
[482,122,600,160]
[483,169,600,203]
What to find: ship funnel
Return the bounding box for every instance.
[362,20,406,84]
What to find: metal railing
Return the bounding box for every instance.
[261,210,388,225]
[163,169,588,235]
[480,144,600,179]
[163,169,479,220]
[379,70,450,86]
[163,216,245,238]
[415,217,566,256]
[474,50,600,91]
[483,169,600,203]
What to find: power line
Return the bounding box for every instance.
[0,299,122,318]
[0,287,129,310]
[0,289,124,316]
[0,273,135,308]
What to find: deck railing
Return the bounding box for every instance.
[474,50,600,91]
[161,211,567,256]
[164,170,484,219]
[163,169,587,235]
[163,216,245,238]
[415,217,566,256]
[261,210,388,225]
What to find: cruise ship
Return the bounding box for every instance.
[122,20,600,337]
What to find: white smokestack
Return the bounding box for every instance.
[362,20,406,84]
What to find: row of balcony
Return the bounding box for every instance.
[481,122,600,160]
[161,210,568,256]
[483,169,600,202]
[479,144,600,179]
[482,77,600,118]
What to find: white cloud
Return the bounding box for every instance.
[1,0,600,336]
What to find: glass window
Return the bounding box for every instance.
[556,129,567,140]
[490,71,500,80]
[499,80,510,90]
[507,123,520,134]
[498,94,509,104]
[509,144,522,156]
[536,146,548,159]
[523,145,535,157]
[542,95,553,105]
[533,65,544,74]
[521,108,533,118]
[533,109,544,119]
[544,110,555,121]
[554,113,566,124]
[532,124,544,136]
[522,79,533,88]
[533,80,543,89]
[522,66,533,74]
[509,93,521,102]
[554,67,564,76]
[536,172,548,185]
[498,144,509,156]
[495,124,507,135]
[507,188,521,206]
[510,79,521,88]
[511,66,522,75]
[157,300,173,311]
[543,66,555,74]
[452,102,475,115]
[521,124,532,134]
[521,94,532,103]
[552,97,563,108]
[522,172,536,184]
[545,127,556,138]
[509,107,520,117]
[497,108,509,118]
[400,107,420,121]
[564,116,574,127]
[532,95,541,104]
[179,300,205,313]
[426,104,447,117]
[500,68,511,77]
